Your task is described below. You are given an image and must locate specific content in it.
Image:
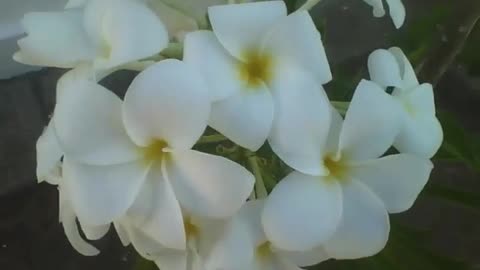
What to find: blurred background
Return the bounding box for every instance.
[0,0,479,269]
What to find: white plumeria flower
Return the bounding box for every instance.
[207,200,328,270]
[262,79,434,257]
[115,209,252,270]
[50,59,254,252]
[14,0,168,75]
[184,1,332,161]
[368,47,443,158]
[362,0,405,28]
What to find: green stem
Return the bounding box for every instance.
[298,0,323,11]
[160,43,184,59]
[247,153,268,199]
[331,101,349,115]
[197,134,229,144]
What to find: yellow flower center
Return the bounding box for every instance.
[141,139,168,164]
[256,241,272,260]
[324,154,349,181]
[184,217,199,240]
[237,49,274,88]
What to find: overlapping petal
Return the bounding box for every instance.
[351,154,433,213]
[269,67,331,176]
[209,84,274,151]
[62,158,149,225]
[14,10,94,67]
[262,11,332,85]
[324,180,390,259]
[262,172,343,251]
[368,49,402,88]
[53,79,140,165]
[165,149,255,218]
[183,30,240,101]
[36,120,63,184]
[339,80,402,161]
[126,163,186,250]
[208,1,287,59]
[123,59,210,148]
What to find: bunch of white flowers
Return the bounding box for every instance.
[16,0,441,269]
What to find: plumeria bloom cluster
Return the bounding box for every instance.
[17,0,442,269]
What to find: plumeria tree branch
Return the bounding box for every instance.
[298,0,323,11]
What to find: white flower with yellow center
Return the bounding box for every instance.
[262,80,434,258]
[14,0,168,74]
[368,47,443,158]
[51,59,254,251]
[115,210,252,270]
[206,200,329,270]
[184,1,332,161]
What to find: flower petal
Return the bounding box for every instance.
[277,247,329,267]
[59,191,99,256]
[363,0,386,17]
[14,10,94,68]
[62,158,148,225]
[113,222,131,246]
[123,59,210,148]
[262,11,332,85]
[166,149,255,218]
[183,30,241,101]
[368,49,402,88]
[209,84,274,151]
[53,79,140,165]
[269,67,331,176]
[339,80,402,161]
[386,0,406,29]
[324,180,390,259]
[394,84,443,157]
[208,1,287,60]
[86,0,169,69]
[155,251,187,270]
[388,47,418,89]
[36,120,63,184]
[80,223,110,241]
[351,154,433,213]
[126,163,186,250]
[262,172,342,251]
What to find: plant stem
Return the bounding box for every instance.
[247,154,268,199]
[331,101,349,115]
[197,134,228,144]
[298,0,322,11]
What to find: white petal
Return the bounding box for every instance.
[209,84,274,151]
[368,49,402,88]
[53,79,140,165]
[339,80,402,161]
[277,247,329,267]
[155,251,187,270]
[363,0,386,17]
[123,59,210,148]
[395,116,443,158]
[351,154,433,213]
[59,193,99,256]
[148,0,198,41]
[236,200,268,246]
[36,120,63,184]
[262,172,342,251]
[208,1,287,59]
[183,30,240,101]
[65,0,87,8]
[386,0,406,29]
[80,223,110,241]
[394,84,443,157]
[166,149,255,218]
[262,11,332,85]
[324,180,390,259]
[62,158,148,225]
[269,67,331,176]
[87,0,169,69]
[113,222,131,246]
[325,107,343,155]
[388,47,418,89]
[206,216,254,270]
[14,10,94,68]
[127,163,186,250]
